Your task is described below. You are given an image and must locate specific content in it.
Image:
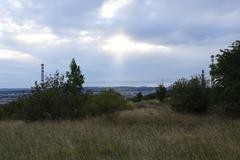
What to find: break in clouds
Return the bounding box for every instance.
[0,0,240,87]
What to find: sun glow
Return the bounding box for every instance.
[102,34,171,58]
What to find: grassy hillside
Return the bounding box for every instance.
[0,103,240,160]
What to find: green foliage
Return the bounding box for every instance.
[32,71,66,94]
[0,89,129,121]
[136,92,143,102]
[170,75,209,113]
[85,89,129,116]
[32,58,84,95]
[0,90,86,120]
[66,58,85,94]
[210,40,240,114]
[131,92,155,102]
[156,84,166,102]
[132,92,143,102]
[142,93,157,100]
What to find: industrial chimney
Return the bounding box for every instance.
[41,64,44,85]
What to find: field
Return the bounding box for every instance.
[0,103,240,160]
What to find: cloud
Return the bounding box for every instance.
[15,31,69,46]
[0,49,36,62]
[0,18,24,33]
[99,0,133,19]
[0,18,70,46]
[8,0,31,9]
[102,33,171,54]
[77,31,100,44]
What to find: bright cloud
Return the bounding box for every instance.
[102,34,171,55]
[100,0,133,19]
[0,49,35,62]
[0,19,70,46]
[15,32,69,46]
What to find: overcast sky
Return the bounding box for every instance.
[0,0,239,88]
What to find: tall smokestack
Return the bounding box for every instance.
[210,55,215,86]
[41,64,44,85]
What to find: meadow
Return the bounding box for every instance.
[0,102,239,160]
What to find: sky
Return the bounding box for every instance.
[0,0,240,88]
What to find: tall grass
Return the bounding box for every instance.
[0,105,239,160]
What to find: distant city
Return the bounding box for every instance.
[0,87,156,104]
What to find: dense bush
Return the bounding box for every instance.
[85,89,129,116]
[170,76,209,113]
[0,89,129,120]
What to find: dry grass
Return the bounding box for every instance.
[0,104,240,160]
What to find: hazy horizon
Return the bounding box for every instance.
[0,0,239,88]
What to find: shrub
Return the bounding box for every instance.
[85,89,129,116]
[136,92,143,102]
[170,76,209,113]
[0,90,85,120]
[0,89,129,121]
[131,92,143,102]
[142,93,157,100]
[156,84,166,102]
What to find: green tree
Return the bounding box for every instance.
[210,40,240,112]
[66,58,85,94]
[170,76,209,113]
[156,84,166,102]
[32,71,65,93]
[45,71,65,89]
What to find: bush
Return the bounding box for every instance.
[85,89,129,116]
[170,76,209,113]
[143,93,157,100]
[156,84,167,102]
[0,89,129,121]
[0,89,85,120]
[131,92,143,102]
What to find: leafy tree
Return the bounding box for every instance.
[156,84,166,102]
[45,71,65,90]
[210,40,240,113]
[31,71,65,93]
[66,58,85,94]
[170,75,209,113]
